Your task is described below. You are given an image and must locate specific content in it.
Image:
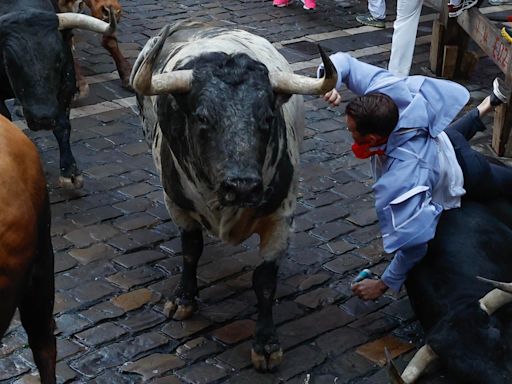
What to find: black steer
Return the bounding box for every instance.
[389,198,512,384]
[0,0,115,188]
[131,20,337,371]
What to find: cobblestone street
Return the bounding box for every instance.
[2,0,512,383]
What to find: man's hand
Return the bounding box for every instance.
[352,278,388,301]
[324,88,341,106]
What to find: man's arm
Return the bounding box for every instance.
[381,243,428,292]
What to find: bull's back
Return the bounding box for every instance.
[406,199,512,330]
[0,116,47,288]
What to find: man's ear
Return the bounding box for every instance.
[366,134,384,146]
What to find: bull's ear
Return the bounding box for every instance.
[274,93,291,109]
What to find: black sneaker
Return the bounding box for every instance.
[491,77,511,106]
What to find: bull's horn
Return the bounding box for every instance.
[386,345,438,384]
[130,24,193,95]
[269,45,337,95]
[477,276,512,294]
[477,276,512,315]
[57,6,116,35]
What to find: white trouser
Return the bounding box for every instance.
[388,0,423,77]
[368,0,386,20]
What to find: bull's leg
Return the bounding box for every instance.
[19,214,56,384]
[163,227,203,320]
[102,35,133,91]
[73,54,90,100]
[252,217,290,372]
[53,117,83,189]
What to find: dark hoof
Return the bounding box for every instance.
[251,347,283,372]
[59,174,84,189]
[74,82,90,101]
[162,300,196,320]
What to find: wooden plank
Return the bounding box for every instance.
[442,45,458,78]
[430,19,443,74]
[457,8,511,73]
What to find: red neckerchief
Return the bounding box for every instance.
[351,137,388,159]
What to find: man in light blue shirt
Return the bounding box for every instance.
[319,52,512,300]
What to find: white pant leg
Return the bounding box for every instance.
[388,0,423,77]
[368,0,386,19]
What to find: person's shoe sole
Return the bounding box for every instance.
[493,77,511,103]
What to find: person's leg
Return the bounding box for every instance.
[368,0,386,20]
[388,0,424,77]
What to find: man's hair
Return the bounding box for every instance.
[345,92,399,137]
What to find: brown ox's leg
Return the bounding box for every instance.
[251,216,290,372]
[70,36,90,99]
[163,227,203,320]
[102,35,133,91]
[19,202,56,384]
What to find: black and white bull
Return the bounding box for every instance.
[388,198,512,384]
[131,21,337,371]
[0,0,115,188]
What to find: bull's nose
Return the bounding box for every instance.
[220,177,263,206]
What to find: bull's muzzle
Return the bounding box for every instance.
[219,176,263,207]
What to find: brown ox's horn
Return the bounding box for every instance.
[57,6,116,35]
[269,45,337,95]
[130,24,193,96]
[386,345,438,384]
[477,276,512,315]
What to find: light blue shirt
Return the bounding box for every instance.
[321,52,470,291]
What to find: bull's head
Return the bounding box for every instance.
[0,9,115,131]
[131,25,336,208]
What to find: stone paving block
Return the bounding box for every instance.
[112,212,160,231]
[285,273,330,291]
[68,243,117,265]
[148,275,182,299]
[53,291,81,315]
[161,317,212,340]
[113,196,154,213]
[121,353,186,380]
[79,301,126,324]
[0,330,26,357]
[152,376,184,384]
[201,298,254,323]
[279,306,354,350]
[107,265,165,290]
[176,337,223,363]
[349,312,400,337]
[75,323,128,347]
[111,287,158,311]
[215,340,252,370]
[198,283,235,304]
[197,257,246,284]
[113,249,167,269]
[117,182,159,198]
[117,310,167,333]
[224,368,275,384]
[294,287,342,309]
[340,296,392,318]
[310,220,355,241]
[54,253,78,273]
[355,335,415,366]
[323,253,368,275]
[84,163,127,179]
[289,232,323,249]
[290,247,334,266]
[69,279,119,304]
[55,313,92,337]
[273,301,305,325]
[314,327,367,357]
[321,239,357,255]
[319,351,376,382]
[211,319,255,345]
[381,297,415,322]
[57,338,85,361]
[303,204,350,224]
[176,361,228,384]
[275,344,327,382]
[347,207,379,227]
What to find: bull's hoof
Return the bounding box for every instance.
[251,346,283,372]
[74,82,90,101]
[59,174,84,189]
[163,300,196,320]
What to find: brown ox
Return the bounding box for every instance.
[57,0,132,96]
[0,115,55,383]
